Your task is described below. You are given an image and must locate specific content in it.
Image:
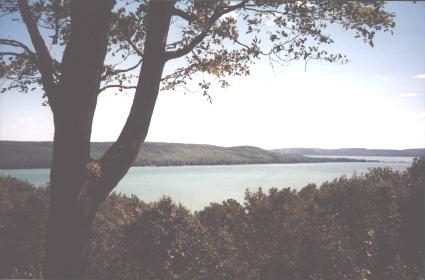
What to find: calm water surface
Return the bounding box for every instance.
[0,156,414,210]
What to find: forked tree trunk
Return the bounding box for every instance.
[46,1,174,279]
[45,0,113,278]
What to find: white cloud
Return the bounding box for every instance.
[400,92,418,98]
[412,73,425,79]
[373,74,389,81]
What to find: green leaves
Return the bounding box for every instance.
[1,0,395,100]
[161,0,394,98]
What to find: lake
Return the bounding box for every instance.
[0,156,414,210]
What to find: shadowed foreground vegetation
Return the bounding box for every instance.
[1,158,424,279]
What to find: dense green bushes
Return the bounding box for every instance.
[1,158,424,279]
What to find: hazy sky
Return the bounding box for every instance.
[0,2,424,149]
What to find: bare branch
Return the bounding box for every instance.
[164,0,248,61]
[0,11,16,18]
[102,59,142,79]
[0,51,25,56]
[126,37,143,57]
[243,7,287,17]
[17,0,57,101]
[99,84,137,93]
[0,39,35,56]
[171,7,198,22]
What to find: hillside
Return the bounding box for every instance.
[272,147,425,157]
[0,141,360,169]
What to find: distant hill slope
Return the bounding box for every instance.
[272,148,425,157]
[0,141,360,169]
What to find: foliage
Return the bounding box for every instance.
[1,0,395,100]
[0,176,48,278]
[1,158,423,279]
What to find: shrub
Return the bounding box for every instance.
[0,157,423,279]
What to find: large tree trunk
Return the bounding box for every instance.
[46,0,114,278]
[46,0,174,278]
[47,97,99,278]
[47,122,95,279]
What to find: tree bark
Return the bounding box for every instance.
[46,0,114,278]
[46,0,174,279]
[96,0,175,203]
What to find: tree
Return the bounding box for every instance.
[0,0,395,278]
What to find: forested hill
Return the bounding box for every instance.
[272,147,425,157]
[0,141,361,169]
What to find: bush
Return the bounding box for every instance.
[0,176,48,279]
[0,157,423,279]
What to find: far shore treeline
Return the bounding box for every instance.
[0,141,379,169]
[1,158,424,279]
[2,141,425,170]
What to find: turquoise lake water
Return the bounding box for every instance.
[0,156,414,210]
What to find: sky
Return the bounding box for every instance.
[0,2,424,149]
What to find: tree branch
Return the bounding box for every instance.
[17,0,57,104]
[102,59,142,80]
[93,0,176,203]
[126,37,143,57]
[98,84,137,93]
[171,7,198,22]
[0,51,25,56]
[0,39,36,56]
[164,0,248,61]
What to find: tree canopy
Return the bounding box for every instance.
[0,0,395,102]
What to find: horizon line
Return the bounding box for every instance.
[0,139,424,151]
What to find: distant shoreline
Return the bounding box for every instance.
[0,158,375,170]
[273,147,425,157]
[0,141,372,169]
[1,141,421,170]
